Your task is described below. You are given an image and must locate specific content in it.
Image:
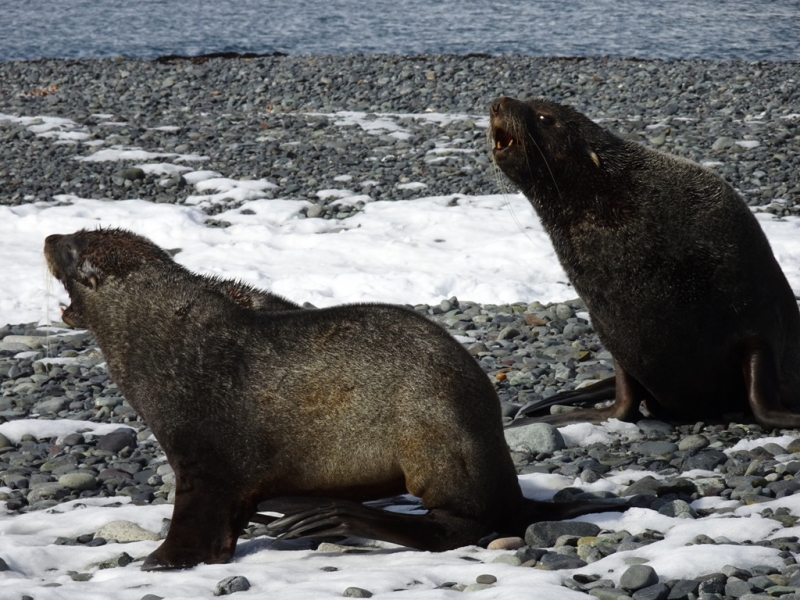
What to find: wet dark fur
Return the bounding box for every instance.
[45,228,626,570]
[490,96,800,429]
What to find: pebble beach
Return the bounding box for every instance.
[1,54,800,599]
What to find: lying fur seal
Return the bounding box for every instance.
[45,228,626,570]
[490,96,800,429]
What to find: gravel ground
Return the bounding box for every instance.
[2,54,800,597]
[0,55,798,212]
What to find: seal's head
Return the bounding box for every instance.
[44,228,173,327]
[489,96,635,225]
[489,96,621,194]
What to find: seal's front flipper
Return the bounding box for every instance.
[741,338,800,429]
[142,483,248,571]
[264,498,489,552]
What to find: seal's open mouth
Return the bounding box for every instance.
[493,126,515,151]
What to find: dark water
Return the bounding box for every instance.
[1,0,799,62]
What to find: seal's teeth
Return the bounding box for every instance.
[508,139,514,147]
[496,141,502,149]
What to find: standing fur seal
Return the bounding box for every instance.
[490,96,800,429]
[45,228,626,570]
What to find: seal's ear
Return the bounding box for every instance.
[587,147,601,168]
[79,261,100,291]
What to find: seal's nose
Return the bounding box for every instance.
[490,97,507,117]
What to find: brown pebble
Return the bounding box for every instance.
[476,574,497,585]
[521,559,538,567]
[525,314,547,326]
[487,537,526,551]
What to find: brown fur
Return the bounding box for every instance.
[45,228,626,570]
[490,96,800,429]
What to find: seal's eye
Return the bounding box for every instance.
[538,114,554,126]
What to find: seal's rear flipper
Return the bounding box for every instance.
[520,496,634,523]
[260,495,634,552]
[513,376,617,419]
[262,498,492,552]
[509,362,647,426]
[741,338,800,429]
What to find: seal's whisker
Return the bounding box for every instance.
[526,130,562,203]
[489,140,541,249]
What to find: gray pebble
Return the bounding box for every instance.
[342,587,373,598]
[94,552,134,570]
[632,583,670,600]
[620,565,659,591]
[215,576,252,596]
[525,521,600,548]
[96,428,137,453]
[589,588,634,600]
[678,434,710,452]
[536,553,588,570]
[658,500,697,519]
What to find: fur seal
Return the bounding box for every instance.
[490,96,800,429]
[45,228,626,570]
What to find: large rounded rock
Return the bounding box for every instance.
[26,483,68,504]
[504,422,565,454]
[59,472,97,491]
[620,565,658,591]
[94,520,160,542]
